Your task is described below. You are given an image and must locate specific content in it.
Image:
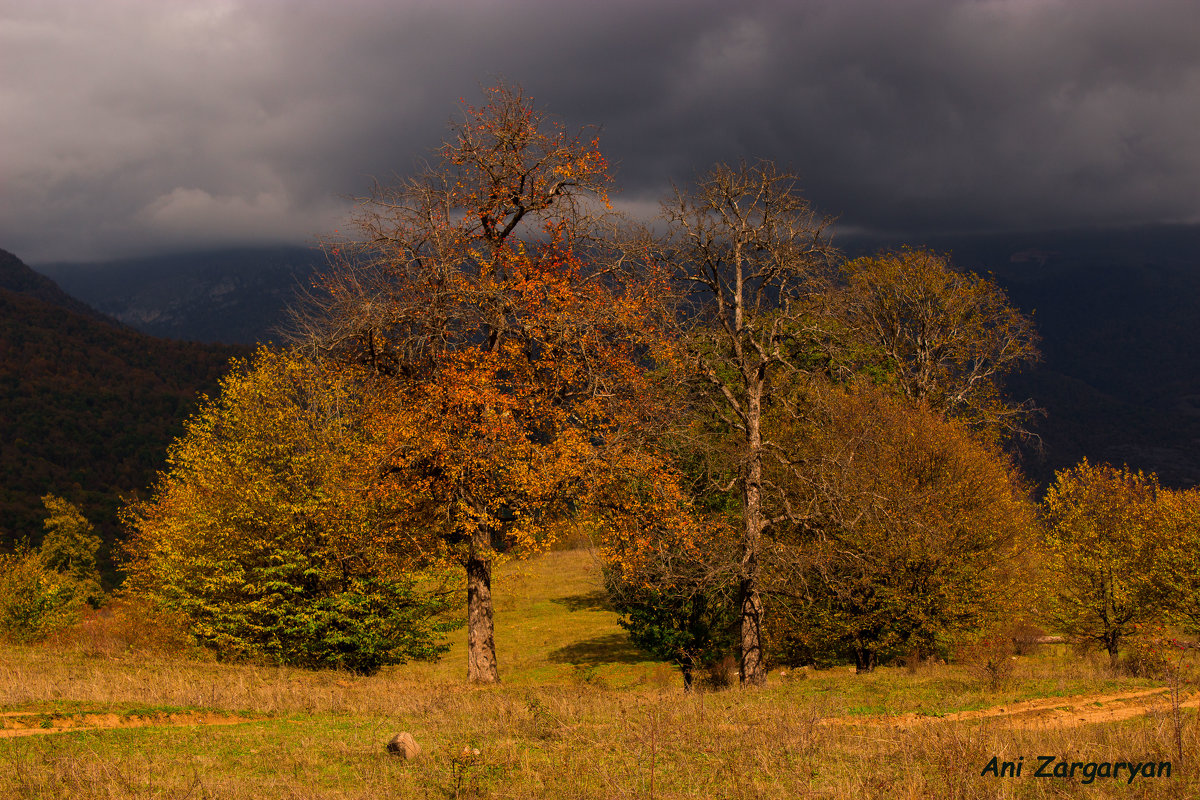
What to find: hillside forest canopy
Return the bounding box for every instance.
[13,83,1200,686]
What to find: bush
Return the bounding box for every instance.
[178,565,458,674]
[603,532,738,690]
[605,568,737,690]
[1122,625,1175,678]
[956,633,1016,690]
[55,596,200,659]
[1008,620,1047,656]
[0,545,84,643]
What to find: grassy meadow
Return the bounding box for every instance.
[1,548,1197,799]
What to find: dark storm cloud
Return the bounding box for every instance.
[2,0,1198,262]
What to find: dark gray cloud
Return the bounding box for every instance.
[3,0,1198,262]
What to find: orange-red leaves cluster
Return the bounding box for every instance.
[314,83,683,566]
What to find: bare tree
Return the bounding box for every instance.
[656,161,838,686]
[840,248,1040,441]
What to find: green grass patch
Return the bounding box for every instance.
[1,547,1195,798]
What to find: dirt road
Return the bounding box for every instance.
[0,710,257,738]
[822,687,1199,729]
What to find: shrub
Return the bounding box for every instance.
[1008,620,1047,656]
[56,596,200,659]
[1123,625,1174,678]
[956,633,1016,690]
[0,545,84,643]
[603,533,738,690]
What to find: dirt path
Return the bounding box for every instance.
[822,688,1200,730]
[4,687,1193,738]
[0,710,259,738]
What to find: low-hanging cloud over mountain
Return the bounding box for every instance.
[3,0,1198,262]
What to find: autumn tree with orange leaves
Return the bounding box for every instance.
[294,83,683,684]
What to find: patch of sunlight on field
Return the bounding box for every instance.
[4,546,1199,798]
[391,548,670,687]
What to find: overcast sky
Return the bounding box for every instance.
[3,0,1199,263]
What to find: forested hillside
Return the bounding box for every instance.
[0,249,243,573]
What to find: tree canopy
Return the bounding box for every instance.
[1042,460,1178,670]
[122,347,458,674]
[293,83,679,683]
[108,85,1057,687]
[768,380,1036,671]
[840,248,1039,441]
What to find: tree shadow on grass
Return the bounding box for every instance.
[547,633,649,665]
[550,590,612,612]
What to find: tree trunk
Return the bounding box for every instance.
[466,528,500,684]
[1106,631,1121,673]
[738,392,767,687]
[738,579,765,686]
[854,646,876,674]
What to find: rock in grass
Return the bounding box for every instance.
[387,732,421,759]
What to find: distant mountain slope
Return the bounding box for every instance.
[39,247,324,344]
[30,227,1200,491]
[0,250,243,574]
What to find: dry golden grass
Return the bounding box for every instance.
[1,548,1196,798]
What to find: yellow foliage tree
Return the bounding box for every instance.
[1145,485,1200,638]
[841,247,1039,441]
[122,347,458,674]
[1042,460,1167,670]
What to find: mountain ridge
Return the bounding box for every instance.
[38,246,324,345]
[1,247,113,323]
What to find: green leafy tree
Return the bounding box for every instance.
[122,347,458,674]
[0,496,105,643]
[604,525,739,690]
[39,494,103,605]
[1042,460,1166,670]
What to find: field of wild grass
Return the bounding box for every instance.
[1,549,1197,799]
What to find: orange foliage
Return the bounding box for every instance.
[297,83,686,681]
